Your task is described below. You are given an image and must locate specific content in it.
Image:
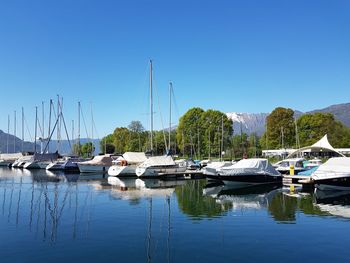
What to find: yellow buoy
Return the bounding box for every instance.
[290,184,295,192]
[290,164,295,175]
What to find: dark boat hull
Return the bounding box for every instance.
[206,174,282,187]
[314,176,350,191]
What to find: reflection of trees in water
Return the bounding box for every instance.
[0,172,94,243]
[268,192,298,222]
[268,192,329,223]
[175,180,232,220]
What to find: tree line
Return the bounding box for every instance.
[98,107,350,159]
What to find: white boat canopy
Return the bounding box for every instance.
[287,134,345,158]
[0,153,23,161]
[219,158,281,176]
[141,155,175,167]
[122,152,147,164]
[311,157,350,180]
[79,155,113,166]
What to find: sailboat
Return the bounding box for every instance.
[136,62,186,178]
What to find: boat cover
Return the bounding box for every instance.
[123,152,147,164]
[0,153,23,161]
[79,155,113,166]
[311,157,350,180]
[141,155,175,167]
[218,158,280,176]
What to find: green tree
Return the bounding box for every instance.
[81,142,95,157]
[100,134,114,154]
[113,127,130,153]
[176,107,205,158]
[297,112,350,148]
[72,143,81,156]
[261,107,295,149]
[176,107,233,159]
[128,121,145,151]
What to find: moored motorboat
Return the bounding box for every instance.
[77,154,114,173]
[203,161,234,177]
[46,156,90,172]
[108,152,147,177]
[273,158,306,174]
[135,155,187,178]
[209,158,282,188]
[311,157,350,191]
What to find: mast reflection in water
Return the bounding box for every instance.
[1,168,350,262]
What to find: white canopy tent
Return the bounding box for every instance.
[287,134,345,158]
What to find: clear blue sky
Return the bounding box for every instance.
[0,0,349,140]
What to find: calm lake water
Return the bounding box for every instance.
[1,167,350,263]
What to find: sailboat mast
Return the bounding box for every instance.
[21,107,24,152]
[7,114,10,153]
[34,106,38,153]
[221,115,224,161]
[57,95,60,152]
[48,99,52,153]
[14,110,16,153]
[78,101,81,156]
[168,82,172,153]
[150,60,153,154]
[42,101,45,140]
[91,103,93,142]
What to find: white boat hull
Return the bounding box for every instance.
[24,161,50,169]
[78,163,110,173]
[108,165,137,177]
[136,166,187,177]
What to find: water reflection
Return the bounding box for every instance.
[0,168,97,243]
[176,180,232,219]
[314,190,350,219]
[2,166,350,248]
[108,177,181,200]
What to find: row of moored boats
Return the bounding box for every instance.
[1,152,350,190]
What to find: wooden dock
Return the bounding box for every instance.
[283,175,314,189]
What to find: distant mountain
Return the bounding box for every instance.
[0,130,100,155]
[226,113,268,136]
[0,130,35,153]
[308,103,350,127]
[226,103,350,136]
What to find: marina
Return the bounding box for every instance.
[1,1,350,262]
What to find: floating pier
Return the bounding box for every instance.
[283,174,315,190]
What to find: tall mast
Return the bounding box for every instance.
[14,110,16,153]
[48,99,52,153]
[91,102,93,142]
[150,60,153,154]
[221,115,224,161]
[197,127,200,160]
[42,101,45,140]
[91,102,94,156]
[57,95,60,152]
[78,101,81,155]
[34,106,38,153]
[168,82,172,153]
[72,120,74,147]
[7,114,10,153]
[21,107,24,152]
[208,128,211,160]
